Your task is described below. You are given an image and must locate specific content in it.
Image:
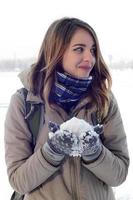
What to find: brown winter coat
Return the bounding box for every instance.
[4,71,129,200]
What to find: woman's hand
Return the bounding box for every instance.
[80,129,102,161]
[46,119,103,159]
[48,121,77,155]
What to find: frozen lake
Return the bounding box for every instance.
[0,70,133,200]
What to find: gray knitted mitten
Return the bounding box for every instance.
[47,121,76,155]
[81,124,103,161]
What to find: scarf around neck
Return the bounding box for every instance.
[50,71,92,112]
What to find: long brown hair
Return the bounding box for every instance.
[30,17,112,119]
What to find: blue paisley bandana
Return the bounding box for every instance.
[50,71,92,113]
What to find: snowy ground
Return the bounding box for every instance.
[0,70,133,200]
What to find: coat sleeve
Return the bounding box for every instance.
[4,92,60,194]
[82,93,130,186]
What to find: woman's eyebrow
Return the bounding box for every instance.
[72,43,96,48]
[72,43,86,47]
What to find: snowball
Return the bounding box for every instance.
[60,117,94,137]
[48,117,99,157]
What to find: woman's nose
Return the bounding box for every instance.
[83,50,94,63]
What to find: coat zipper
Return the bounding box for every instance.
[70,157,80,200]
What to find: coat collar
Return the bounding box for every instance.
[26,91,44,104]
[18,68,43,104]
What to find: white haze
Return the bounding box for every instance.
[0,0,133,63]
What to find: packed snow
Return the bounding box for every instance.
[60,117,94,136]
[49,117,100,157]
[0,69,133,199]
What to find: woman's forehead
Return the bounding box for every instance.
[69,28,95,47]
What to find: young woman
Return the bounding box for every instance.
[5,17,129,200]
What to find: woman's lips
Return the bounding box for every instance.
[78,65,92,70]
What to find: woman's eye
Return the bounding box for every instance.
[90,48,96,56]
[73,47,84,53]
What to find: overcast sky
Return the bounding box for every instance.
[0,0,133,62]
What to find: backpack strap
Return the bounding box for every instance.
[17,88,42,148]
[10,191,24,200]
[26,104,41,147]
[91,112,105,143]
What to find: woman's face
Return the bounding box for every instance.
[62,28,96,78]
